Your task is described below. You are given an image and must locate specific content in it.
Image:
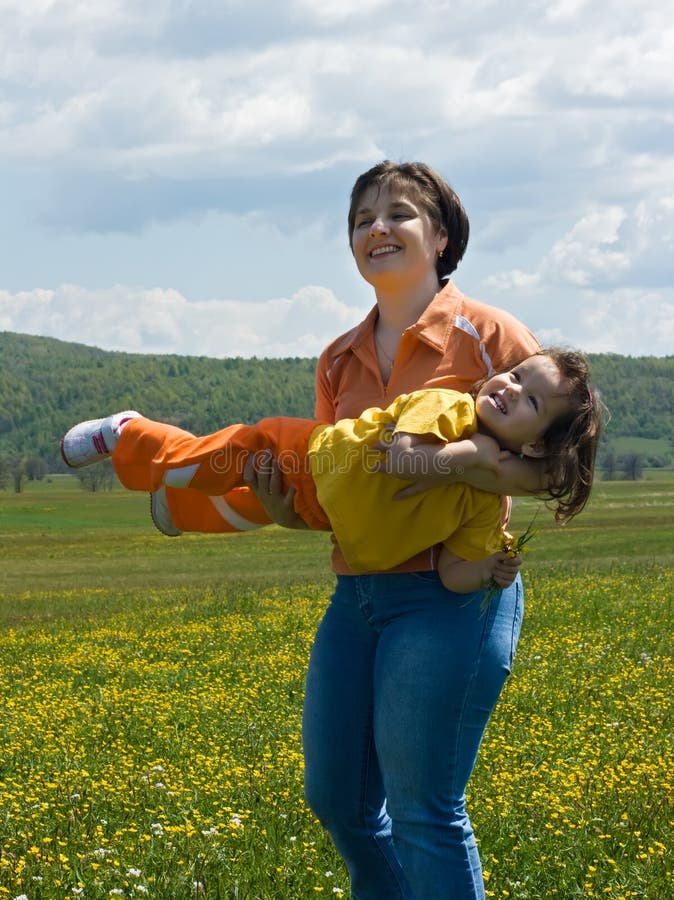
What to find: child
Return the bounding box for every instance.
[60,349,603,591]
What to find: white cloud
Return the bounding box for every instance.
[480,193,674,355]
[545,0,590,22]
[3,0,671,178]
[482,270,541,292]
[499,282,674,357]
[293,0,396,24]
[573,290,674,355]
[542,207,630,286]
[483,206,631,291]
[0,284,369,358]
[0,0,672,358]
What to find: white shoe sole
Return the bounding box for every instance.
[150,487,182,537]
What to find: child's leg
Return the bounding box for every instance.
[112,416,317,495]
[112,415,328,535]
[160,484,273,534]
[62,412,326,535]
[111,417,229,492]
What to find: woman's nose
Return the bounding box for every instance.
[369,216,389,236]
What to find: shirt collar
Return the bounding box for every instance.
[408,280,462,353]
[327,304,379,356]
[328,280,463,357]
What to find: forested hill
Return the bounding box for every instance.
[1,331,673,470]
[0,332,317,470]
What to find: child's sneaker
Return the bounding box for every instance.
[150,486,182,537]
[61,411,140,468]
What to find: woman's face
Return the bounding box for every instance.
[350,184,447,292]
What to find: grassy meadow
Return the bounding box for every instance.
[0,473,672,899]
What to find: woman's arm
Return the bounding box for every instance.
[377,431,547,497]
[438,546,523,593]
[241,347,334,530]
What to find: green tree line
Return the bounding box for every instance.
[1,331,672,474]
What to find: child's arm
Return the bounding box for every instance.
[377,431,546,497]
[437,546,523,593]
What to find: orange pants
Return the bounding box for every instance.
[112,416,331,533]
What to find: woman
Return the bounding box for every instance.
[244,161,541,900]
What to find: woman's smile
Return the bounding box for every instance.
[370,243,401,258]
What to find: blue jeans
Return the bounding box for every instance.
[302,571,523,900]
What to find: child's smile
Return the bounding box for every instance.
[476,355,572,455]
[486,393,507,414]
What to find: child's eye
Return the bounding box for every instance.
[529,395,539,411]
[512,371,521,383]
[356,218,372,228]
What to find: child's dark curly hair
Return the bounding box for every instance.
[534,348,606,523]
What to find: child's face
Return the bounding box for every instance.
[475,355,571,456]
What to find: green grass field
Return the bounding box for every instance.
[609,435,672,463]
[0,475,672,899]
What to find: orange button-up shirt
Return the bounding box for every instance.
[314,280,540,574]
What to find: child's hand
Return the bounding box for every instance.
[488,551,523,588]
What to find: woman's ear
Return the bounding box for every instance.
[520,439,547,458]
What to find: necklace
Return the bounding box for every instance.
[375,332,398,380]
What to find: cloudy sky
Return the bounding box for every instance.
[1,0,672,359]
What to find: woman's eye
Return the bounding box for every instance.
[529,395,539,411]
[512,371,521,383]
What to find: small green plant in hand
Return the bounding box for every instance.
[481,515,538,612]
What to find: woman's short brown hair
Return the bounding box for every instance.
[347,160,470,278]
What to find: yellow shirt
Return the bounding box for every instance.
[315,280,540,573]
[308,389,505,574]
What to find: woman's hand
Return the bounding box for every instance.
[243,450,309,529]
[374,431,504,498]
